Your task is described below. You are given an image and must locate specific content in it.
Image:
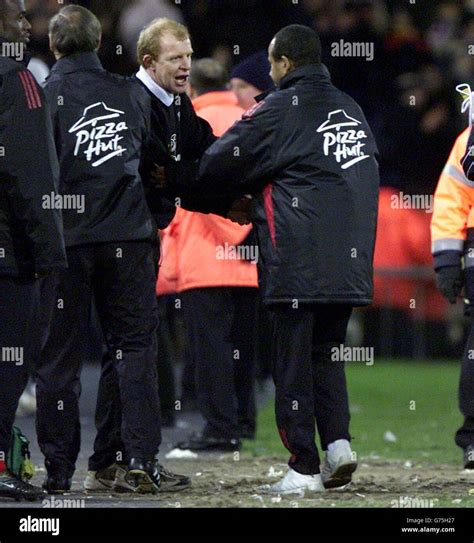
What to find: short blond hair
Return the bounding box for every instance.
[137,18,190,66]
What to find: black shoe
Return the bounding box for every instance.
[176,433,241,452]
[158,464,191,492]
[464,444,474,469]
[125,458,160,494]
[0,472,45,502]
[43,473,72,494]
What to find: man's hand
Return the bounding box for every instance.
[227,196,252,225]
[436,265,464,304]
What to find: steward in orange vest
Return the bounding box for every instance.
[431,125,474,468]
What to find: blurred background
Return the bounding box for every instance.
[23,0,474,362]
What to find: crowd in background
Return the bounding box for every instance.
[24,0,474,197]
[21,0,474,362]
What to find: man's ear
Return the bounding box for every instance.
[142,54,154,69]
[48,33,61,59]
[281,55,293,73]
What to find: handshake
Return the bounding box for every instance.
[150,164,253,226]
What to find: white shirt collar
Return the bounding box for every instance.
[136,66,174,107]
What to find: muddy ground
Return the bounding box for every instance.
[3,456,474,508]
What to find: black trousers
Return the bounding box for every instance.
[88,300,179,471]
[455,315,474,449]
[181,287,258,439]
[0,277,40,459]
[36,241,161,477]
[268,303,353,475]
[156,296,177,419]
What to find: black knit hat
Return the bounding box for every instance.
[231,51,274,93]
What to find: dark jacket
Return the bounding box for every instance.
[45,52,155,247]
[134,75,233,227]
[198,64,380,306]
[0,50,66,278]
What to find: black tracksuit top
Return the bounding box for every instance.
[198,64,380,306]
[45,52,155,247]
[0,46,66,278]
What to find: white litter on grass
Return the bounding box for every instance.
[410,476,419,483]
[165,448,198,459]
[468,488,474,495]
[384,431,398,443]
[251,494,265,504]
[195,472,203,477]
[267,466,284,478]
[219,480,225,485]
[271,496,282,503]
[404,461,413,469]
[355,493,366,498]
[452,499,462,504]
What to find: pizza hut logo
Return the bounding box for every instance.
[69,102,129,168]
[317,109,370,170]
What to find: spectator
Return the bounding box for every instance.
[118,0,184,62]
[159,59,259,452]
[230,51,274,111]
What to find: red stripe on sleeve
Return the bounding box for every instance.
[25,70,42,108]
[263,182,276,247]
[18,71,35,109]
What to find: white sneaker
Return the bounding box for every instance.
[259,468,325,495]
[321,439,357,489]
[84,463,127,492]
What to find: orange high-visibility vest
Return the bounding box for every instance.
[431,128,474,269]
[157,91,258,296]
